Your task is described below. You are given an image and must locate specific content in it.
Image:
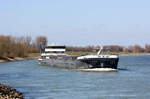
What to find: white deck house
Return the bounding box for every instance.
[41,46,67,58]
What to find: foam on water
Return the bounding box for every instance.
[77,68,117,72]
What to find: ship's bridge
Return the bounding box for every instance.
[45,46,66,53]
[41,46,67,57]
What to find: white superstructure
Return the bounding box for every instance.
[77,47,118,60]
[45,48,66,52]
[77,55,118,60]
[39,46,67,60]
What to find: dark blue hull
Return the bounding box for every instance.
[79,58,119,69]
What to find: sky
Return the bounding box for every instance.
[0,0,150,46]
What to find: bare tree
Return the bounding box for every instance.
[145,44,150,53]
[128,45,144,53]
[35,36,47,53]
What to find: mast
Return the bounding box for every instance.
[97,46,103,55]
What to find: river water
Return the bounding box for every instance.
[0,55,150,99]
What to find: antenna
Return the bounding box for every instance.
[97,46,103,55]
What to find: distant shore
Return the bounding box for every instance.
[67,51,150,56]
[119,53,150,56]
[109,52,150,56]
[1,52,150,63]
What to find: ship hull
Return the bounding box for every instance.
[78,58,119,69]
[39,56,119,69]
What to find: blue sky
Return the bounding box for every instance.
[0,0,150,46]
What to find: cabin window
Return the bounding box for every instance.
[46,57,50,59]
[110,60,116,65]
[101,63,104,67]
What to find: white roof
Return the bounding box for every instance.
[41,53,67,56]
[45,48,66,52]
[77,55,118,60]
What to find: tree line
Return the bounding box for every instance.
[1,35,150,59]
[0,35,47,59]
[66,45,150,53]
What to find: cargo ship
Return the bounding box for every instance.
[38,46,119,70]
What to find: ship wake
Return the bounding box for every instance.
[76,68,117,72]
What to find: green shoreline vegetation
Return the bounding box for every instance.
[1,35,150,63]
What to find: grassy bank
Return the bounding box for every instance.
[66,51,94,56]
[28,53,40,58]
[1,51,150,63]
[28,52,150,57]
[67,51,150,56]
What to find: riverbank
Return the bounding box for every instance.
[0,57,38,63]
[67,51,150,56]
[0,53,40,63]
[0,84,24,99]
[1,52,150,63]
